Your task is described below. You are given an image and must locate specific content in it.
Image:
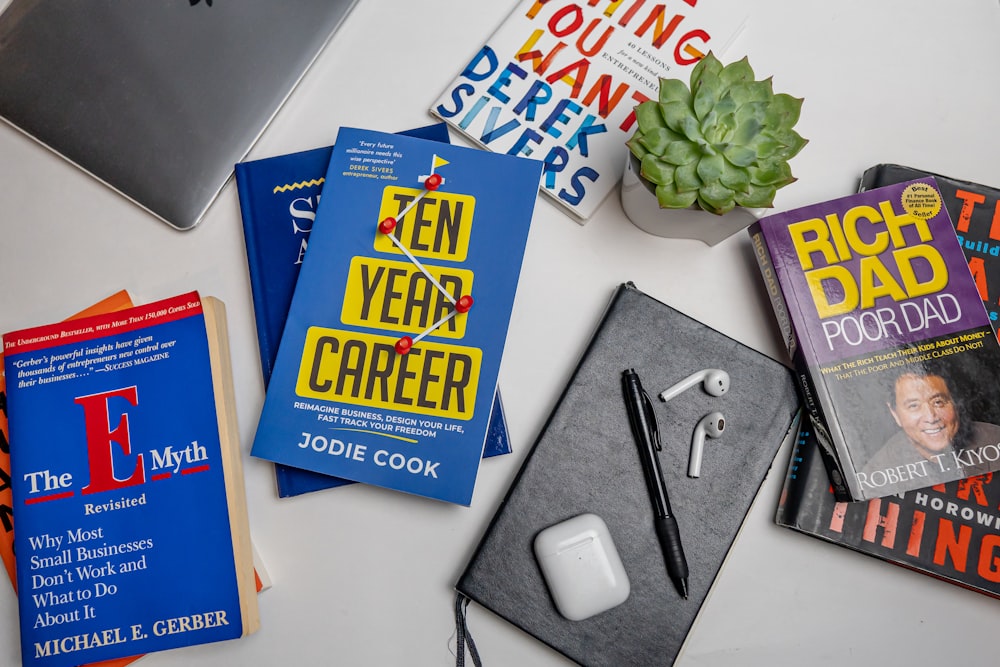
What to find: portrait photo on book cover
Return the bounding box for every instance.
[840,333,1000,497]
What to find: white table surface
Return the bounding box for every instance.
[3,1,1000,665]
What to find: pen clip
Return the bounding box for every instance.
[640,388,661,451]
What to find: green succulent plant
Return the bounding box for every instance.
[625,52,807,216]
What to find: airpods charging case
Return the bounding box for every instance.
[533,513,631,621]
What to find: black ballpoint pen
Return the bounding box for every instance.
[622,368,690,599]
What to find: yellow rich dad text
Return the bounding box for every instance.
[787,200,948,318]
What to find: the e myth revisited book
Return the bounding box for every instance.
[3,293,258,666]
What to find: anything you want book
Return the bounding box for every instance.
[250,127,543,506]
[235,123,512,500]
[777,414,1000,600]
[429,0,746,221]
[860,164,1000,329]
[3,293,259,666]
[750,178,1000,501]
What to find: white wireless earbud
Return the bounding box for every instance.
[659,369,730,402]
[689,412,726,478]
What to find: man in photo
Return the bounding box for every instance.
[862,367,1000,484]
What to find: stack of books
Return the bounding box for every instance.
[753,165,1000,600]
[243,126,543,507]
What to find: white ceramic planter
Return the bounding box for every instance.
[620,154,766,246]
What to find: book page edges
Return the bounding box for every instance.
[201,297,260,636]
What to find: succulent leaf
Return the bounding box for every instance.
[663,140,699,166]
[659,101,692,132]
[699,182,738,215]
[689,52,722,90]
[713,92,738,118]
[657,78,690,106]
[696,153,726,184]
[635,101,668,133]
[767,93,803,129]
[749,160,794,187]
[715,112,737,144]
[771,129,809,159]
[722,145,757,167]
[638,127,678,155]
[625,52,806,215]
[640,154,676,186]
[743,79,773,104]
[693,75,722,120]
[735,101,768,127]
[752,137,782,159]
[720,160,751,193]
[735,183,778,208]
[655,182,699,209]
[699,109,718,137]
[677,115,705,143]
[674,162,702,193]
[626,135,650,160]
[719,56,754,87]
[732,116,762,146]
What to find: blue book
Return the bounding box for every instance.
[250,127,543,505]
[2,293,258,666]
[235,123,512,499]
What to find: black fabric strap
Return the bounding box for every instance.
[454,592,482,667]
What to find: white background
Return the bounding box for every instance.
[2,1,1000,665]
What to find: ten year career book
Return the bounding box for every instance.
[250,127,544,506]
[429,0,747,222]
[750,177,1000,502]
[2,293,259,667]
[234,122,513,500]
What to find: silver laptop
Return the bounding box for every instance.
[0,0,359,230]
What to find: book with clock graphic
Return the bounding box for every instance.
[250,127,543,506]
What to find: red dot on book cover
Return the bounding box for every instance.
[455,295,474,313]
[394,336,413,355]
[425,173,443,190]
[378,217,397,234]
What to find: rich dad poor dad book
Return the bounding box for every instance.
[751,178,1000,501]
[2,293,258,667]
[250,127,543,506]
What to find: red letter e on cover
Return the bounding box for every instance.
[75,387,145,494]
